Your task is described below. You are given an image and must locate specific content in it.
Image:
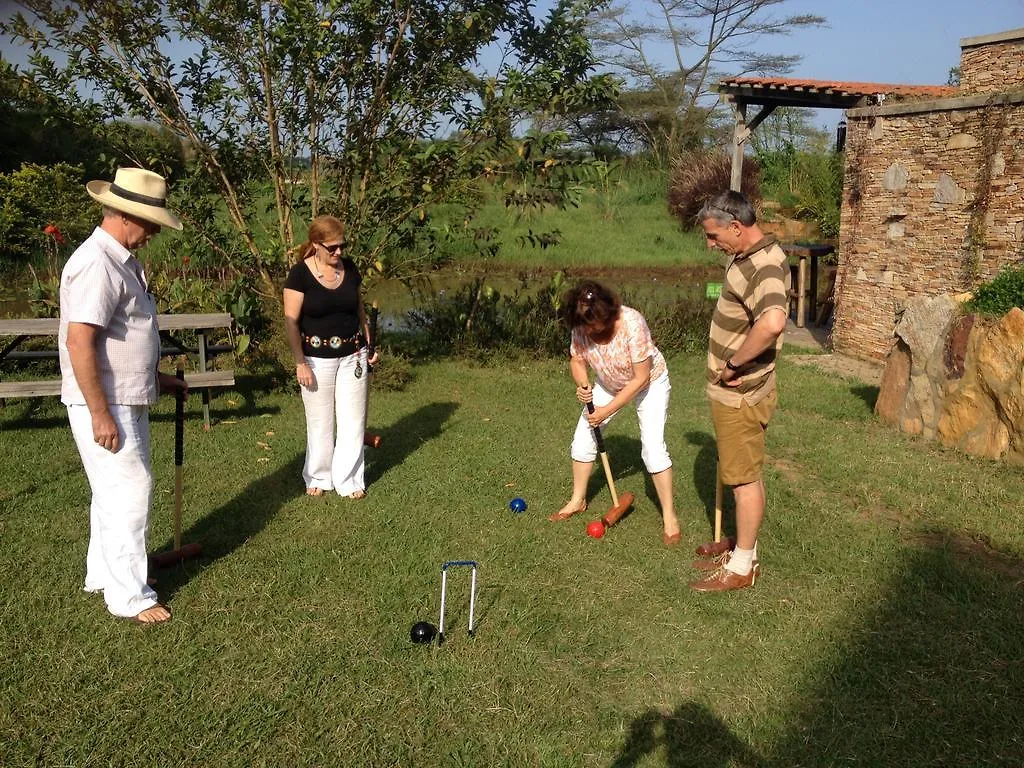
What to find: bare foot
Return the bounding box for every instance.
[306,487,324,497]
[547,499,587,522]
[348,490,366,500]
[130,604,172,625]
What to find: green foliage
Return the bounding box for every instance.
[964,266,1024,317]
[668,151,760,230]
[406,273,569,358]
[643,293,716,355]
[0,59,184,178]
[5,0,613,298]
[0,162,93,270]
[790,149,843,239]
[753,111,843,239]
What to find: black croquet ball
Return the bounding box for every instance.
[410,621,437,644]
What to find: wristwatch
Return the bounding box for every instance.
[725,359,741,372]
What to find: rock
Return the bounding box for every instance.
[883,163,910,191]
[933,173,966,205]
[943,313,975,379]
[938,308,1024,463]
[876,339,911,424]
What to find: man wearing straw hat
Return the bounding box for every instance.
[59,167,188,624]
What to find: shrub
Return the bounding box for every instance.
[405,273,568,359]
[642,293,715,356]
[965,266,1024,317]
[667,151,760,231]
[0,163,94,272]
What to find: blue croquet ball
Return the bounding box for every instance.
[410,621,437,644]
[509,497,527,513]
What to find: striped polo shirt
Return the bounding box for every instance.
[705,235,790,407]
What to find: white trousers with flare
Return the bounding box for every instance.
[301,351,368,496]
[67,403,159,618]
[570,372,672,474]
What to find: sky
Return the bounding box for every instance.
[2,0,1022,136]
[743,0,1024,129]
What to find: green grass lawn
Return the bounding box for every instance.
[3,354,1024,766]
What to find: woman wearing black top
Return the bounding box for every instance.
[283,215,378,498]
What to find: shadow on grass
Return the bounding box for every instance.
[850,384,879,411]
[365,401,458,486]
[611,702,761,767]
[613,536,1024,766]
[151,454,304,599]
[765,538,1024,766]
[685,430,727,539]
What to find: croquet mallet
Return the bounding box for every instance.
[362,300,382,449]
[150,367,203,568]
[585,399,634,529]
[695,462,735,557]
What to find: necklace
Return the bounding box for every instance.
[313,256,342,284]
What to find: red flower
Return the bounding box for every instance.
[43,224,65,245]
[182,256,191,266]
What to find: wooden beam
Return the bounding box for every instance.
[730,100,747,192]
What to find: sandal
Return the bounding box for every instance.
[348,490,366,500]
[306,487,324,497]
[662,531,681,547]
[547,500,587,522]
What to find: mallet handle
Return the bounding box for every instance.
[586,401,620,506]
[174,366,185,551]
[714,463,723,543]
[367,300,379,372]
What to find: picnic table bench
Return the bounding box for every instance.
[0,312,235,430]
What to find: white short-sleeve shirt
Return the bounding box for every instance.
[59,227,160,406]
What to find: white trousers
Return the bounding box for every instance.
[570,372,672,474]
[301,352,368,495]
[67,403,158,618]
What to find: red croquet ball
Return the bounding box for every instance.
[586,520,605,539]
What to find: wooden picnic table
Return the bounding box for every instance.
[782,243,835,328]
[0,313,235,430]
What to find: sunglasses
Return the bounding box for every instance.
[319,241,345,254]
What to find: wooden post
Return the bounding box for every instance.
[730,100,747,193]
[796,255,808,328]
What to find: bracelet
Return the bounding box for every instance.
[725,359,741,372]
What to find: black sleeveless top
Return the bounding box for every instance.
[284,258,363,358]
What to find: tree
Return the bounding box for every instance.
[4,0,611,298]
[586,0,825,161]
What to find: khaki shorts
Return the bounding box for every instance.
[710,389,778,486]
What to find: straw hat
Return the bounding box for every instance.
[86,167,183,231]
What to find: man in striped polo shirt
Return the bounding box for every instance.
[690,191,790,592]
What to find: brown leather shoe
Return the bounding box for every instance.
[663,531,681,547]
[689,564,759,592]
[691,552,759,572]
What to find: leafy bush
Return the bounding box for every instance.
[644,294,716,356]
[667,152,760,230]
[790,149,843,239]
[0,163,94,271]
[405,273,568,359]
[965,266,1024,317]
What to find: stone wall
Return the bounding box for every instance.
[832,100,1024,361]
[960,29,1024,94]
